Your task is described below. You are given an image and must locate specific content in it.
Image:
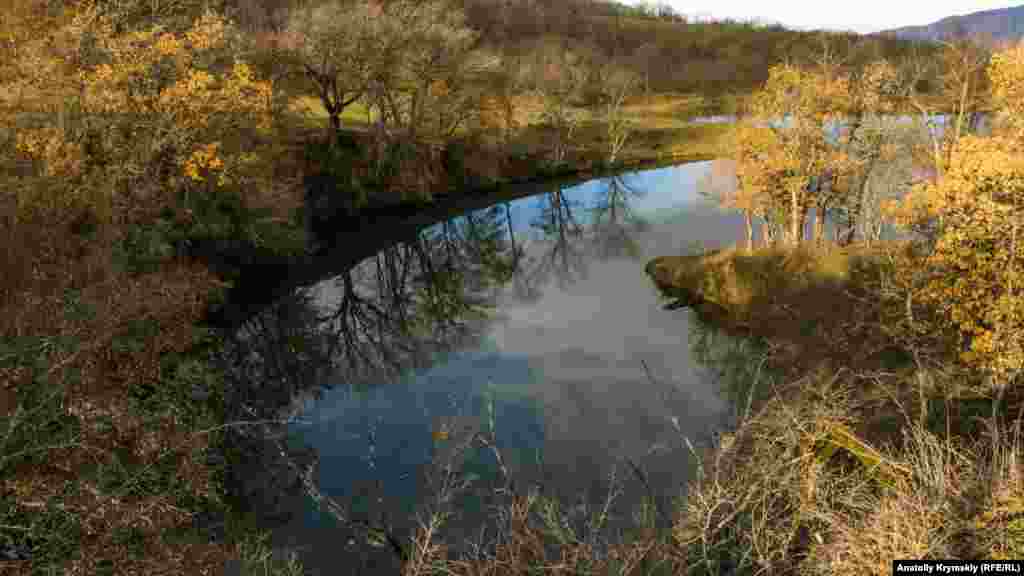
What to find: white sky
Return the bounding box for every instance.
[623,1,1024,34]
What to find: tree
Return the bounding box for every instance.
[724,63,860,247]
[282,0,380,141]
[529,37,588,166]
[888,43,1024,393]
[529,186,588,288]
[589,174,647,259]
[831,58,907,246]
[600,63,638,164]
[360,0,500,142]
[283,0,502,202]
[902,33,992,181]
[699,159,759,250]
[725,123,787,247]
[9,2,274,225]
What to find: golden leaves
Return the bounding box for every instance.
[892,122,1024,384]
[10,5,275,196]
[183,11,227,52]
[15,126,84,178]
[154,32,183,57]
[989,43,1024,138]
[857,60,901,115]
[180,142,225,184]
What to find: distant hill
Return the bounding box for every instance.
[881,4,1024,43]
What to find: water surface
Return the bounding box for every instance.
[239,155,905,573]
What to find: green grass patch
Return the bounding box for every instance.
[287,95,375,129]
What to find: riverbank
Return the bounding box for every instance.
[646,241,1024,570]
[286,91,730,200]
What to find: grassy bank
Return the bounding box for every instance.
[647,241,1024,571]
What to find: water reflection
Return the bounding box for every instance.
[526,186,589,290]
[225,162,771,574]
[589,175,650,261]
[688,313,781,428]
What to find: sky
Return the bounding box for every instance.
[623,0,1024,34]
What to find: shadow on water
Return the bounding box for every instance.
[217,162,798,574]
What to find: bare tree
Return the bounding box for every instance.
[361,0,501,144]
[601,64,638,164]
[901,32,992,179]
[529,187,588,288]
[530,38,588,166]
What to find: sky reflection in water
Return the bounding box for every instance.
[271,161,769,573]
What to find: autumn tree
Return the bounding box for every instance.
[888,42,1024,397]
[830,58,909,246]
[699,158,761,251]
[363,0,501,144]
[9,2,274,227]
[727,63,860,246]
[282,0,502,202]
[1,3,286,570]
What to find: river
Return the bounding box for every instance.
[221,118,937,571]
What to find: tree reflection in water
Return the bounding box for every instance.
[588,174,650,261]
[528,186,589,290]
[687,312,780,426]
[216,171,661,561]
[216,207,518,540]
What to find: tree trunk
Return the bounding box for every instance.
[744,210,753,251]
[814,202,826,246]
[328,112,341,150]
[789,188,804,246]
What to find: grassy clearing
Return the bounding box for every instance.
[647,240,1024,572]
[286,95,376,129]
[505,91,731,164]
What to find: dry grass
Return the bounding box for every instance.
[276,388,692,576]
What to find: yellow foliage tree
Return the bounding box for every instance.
[7,1,273,224]
[727,63,861,246]
[725,123,788,246]
[699,158,765,250]
[889,43,1024,389]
